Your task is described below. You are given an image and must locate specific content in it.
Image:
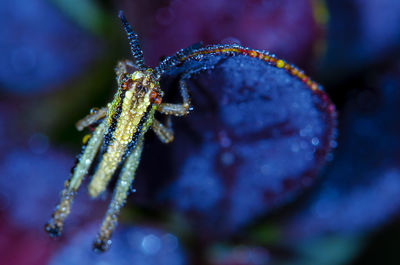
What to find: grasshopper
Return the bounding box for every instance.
[45,11,195,252]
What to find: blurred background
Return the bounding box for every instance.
[1,0,400,264]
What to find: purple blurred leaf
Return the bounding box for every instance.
[0,145,106,230]
[283,63,400,239]
[120,0,319,67]
[321,0,400,78]
[135,51,336,238]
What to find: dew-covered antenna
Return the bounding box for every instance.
[154,42,203,77]
[118,11,146,70]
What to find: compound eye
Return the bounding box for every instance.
[153,97,162,105]
[149,90,162,104]
[149,91,158,100]
[121,82,128,90]
[119,74,132,90]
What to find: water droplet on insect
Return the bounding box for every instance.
[90,108,99,114]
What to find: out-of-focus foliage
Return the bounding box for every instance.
[0,0,102,94]
[285,68,400,238]
[49,225,187,265]
[135,54,336,238]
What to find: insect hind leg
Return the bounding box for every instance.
[45,121,106,237]
[93,138,144,252]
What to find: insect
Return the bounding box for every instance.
[45,11,194,252]
[46,11,326,252]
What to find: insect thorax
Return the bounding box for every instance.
[88,69,160,198]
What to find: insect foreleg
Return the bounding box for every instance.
[157,79,191,116]
[76,107,107,131]
[93,138,144,252]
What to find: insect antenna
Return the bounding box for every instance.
[118,11,146,70]
[154,42,203,77]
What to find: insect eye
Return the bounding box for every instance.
[154,96,162,104]
[120,74,132,90]
[150,90,162,105]
[121,82,128,90]
[149,90,162,104]
[149,91,158,100]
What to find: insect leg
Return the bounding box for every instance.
[157,78,191,116]
[45,120,107,237]
[75,107,107,131]
[92,138,144,252]
[152,117,174,143]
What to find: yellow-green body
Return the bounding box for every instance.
[88,70,158,197]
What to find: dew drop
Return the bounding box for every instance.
[311,137,320,146]
[141,234,161,255]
